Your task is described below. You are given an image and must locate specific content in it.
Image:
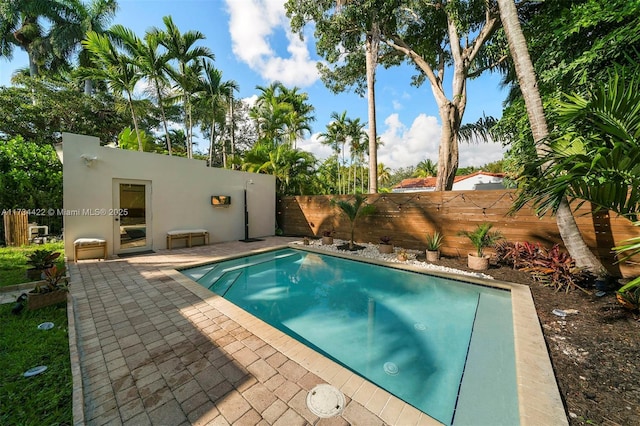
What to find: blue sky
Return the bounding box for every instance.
[0,0,509,170]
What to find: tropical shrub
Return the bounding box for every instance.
[497,242,590,293]
[458,223,503,257]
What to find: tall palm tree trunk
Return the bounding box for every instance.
[497,0,606,275]
[208,118,216,166]
[229,96,236,169]
[155,83,173,155]
[366,23,379,194]
[126,92,144,151]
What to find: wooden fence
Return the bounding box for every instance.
[277,190,640,278]
[3,210,29,247]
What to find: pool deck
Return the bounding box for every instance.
[4,237,568,425]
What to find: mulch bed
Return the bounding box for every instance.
[432,255,640,426]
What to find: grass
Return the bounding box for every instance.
[0,242,65,288]
[0,301,72,425]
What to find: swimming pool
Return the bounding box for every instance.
[181,248,519,425]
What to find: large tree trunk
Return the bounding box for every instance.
[497,0,606,275]
[366,24,379,194]
[435,102,461,190]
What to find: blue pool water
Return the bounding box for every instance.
[181,249,519,425]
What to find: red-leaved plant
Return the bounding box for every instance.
[497,242,589,293]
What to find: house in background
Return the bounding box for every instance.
[61,133,275,261]
[392,171,506,193]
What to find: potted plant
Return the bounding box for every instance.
[26,249,61,281]
[378,236,394,254]
[425,231,444,262]
[458,223,503,271]
[321,230,334,245]
[27,265,69,310]
[397,248,409,261]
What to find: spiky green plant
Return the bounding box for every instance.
[458,223,503,257]
[330,194,375,250]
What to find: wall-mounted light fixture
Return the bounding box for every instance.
[80,154,98,167]
[211,195,231,206]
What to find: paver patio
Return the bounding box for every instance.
[67,237,435,425]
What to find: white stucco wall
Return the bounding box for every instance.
[62,133,275,260]
[453,174,505,191]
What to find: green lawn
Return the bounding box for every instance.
[0,301,72,425]
[0,242,65,288]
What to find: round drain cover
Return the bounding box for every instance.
[414,322,427,331]
[306,384,345,418]
[384,362,399,375]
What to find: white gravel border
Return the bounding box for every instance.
[291,238,494,280]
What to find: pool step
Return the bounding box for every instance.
[210,270,243,296]
[198,250,299,289]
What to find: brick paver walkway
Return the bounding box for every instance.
[68,237,434,425]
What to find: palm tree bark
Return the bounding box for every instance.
[366,23,379,194]
[126,92,144,151]
[497,0,606,275]
[155,83,173,155]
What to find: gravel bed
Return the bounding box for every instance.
[291,238,494,280]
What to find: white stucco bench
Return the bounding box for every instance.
[166,229,209,250]
[74,238,107,262]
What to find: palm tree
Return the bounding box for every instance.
[331,194,376,250]
[108,25,174,155]
[250,82,315,149]
[0,0,74,77]
[58,0,118,94]
[81,29,144,151]
[138,31,174,155]
[250,87,291,147]
[347,117,367,193]
[496,0,606,275]
[194,60,238,167]
[153,16,213,158]
[377,162,391,187]
[242,144,317,195]
[321,111,350,194]
[516,68,640,221]
[414,159,438,178]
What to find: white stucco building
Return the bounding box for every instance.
[392,171,506,193]
[61,133,275,260]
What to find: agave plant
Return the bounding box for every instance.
[425,231,444,251]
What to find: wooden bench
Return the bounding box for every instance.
[166,229,209,250]
[74,238,107,262]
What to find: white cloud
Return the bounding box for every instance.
[225,0,319,87]
[459,138,506,168]
[378,113,441,169]
[298,132,333,160]
[375,113,506,170]
[299,113,506,170]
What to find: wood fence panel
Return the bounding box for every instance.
[3,210,29,246]
[277,190,640,278]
